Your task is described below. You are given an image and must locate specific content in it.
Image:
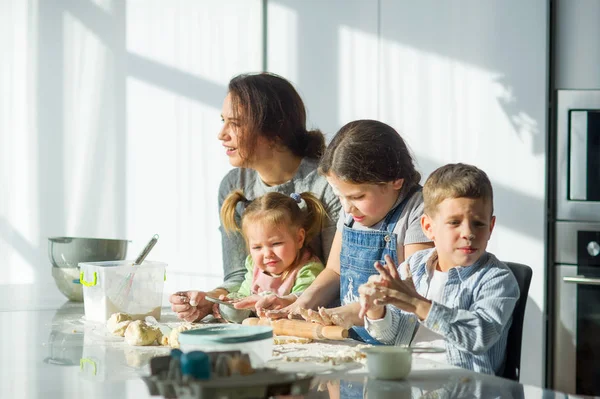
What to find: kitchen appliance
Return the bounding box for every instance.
[553,221,600,396]
[555,90,600,222]
[551,89,600,395]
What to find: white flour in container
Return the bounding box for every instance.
[85,296,160,322]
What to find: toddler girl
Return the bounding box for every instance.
[220,190,328,312]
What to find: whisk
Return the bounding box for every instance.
[113,234,159,307]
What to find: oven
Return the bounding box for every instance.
[553,222,600,396]
[556,90,600,221]
[552,90,600,396]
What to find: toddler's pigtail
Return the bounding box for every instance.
[220,189,248,235]
[299,192,328,245]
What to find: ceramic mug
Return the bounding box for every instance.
[362,346,412,380]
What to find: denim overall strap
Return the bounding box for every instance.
[339,187,418,344]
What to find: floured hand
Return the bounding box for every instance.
[370,255,431,319]
[358,281,386,319]
[169,291,212,322]
[296,304,361,330]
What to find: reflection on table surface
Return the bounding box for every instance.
[0,299,577,399]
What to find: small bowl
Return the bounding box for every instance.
[205,296,253,324]
[362,346,412,380]
[218,304,253,324]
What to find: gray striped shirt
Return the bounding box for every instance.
[365,248,519,375]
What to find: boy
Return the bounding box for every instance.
[358,163,519,375]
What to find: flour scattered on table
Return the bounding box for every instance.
[273,336,312,345]
[269,341,371,369]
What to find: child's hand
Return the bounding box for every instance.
[234,294,297,315]
[372,255,431,320]
[294,305,359,330]
[231,294,262,309]
[254,294,296,314]
[358,279,386,319]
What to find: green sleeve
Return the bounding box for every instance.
[235,256,254,297]
[290,259,325,294]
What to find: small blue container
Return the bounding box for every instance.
[180,351,211,380]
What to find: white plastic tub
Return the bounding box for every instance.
[178,325,273,367]
[79,260,166,322]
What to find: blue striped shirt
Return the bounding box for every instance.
[364,248,519,375]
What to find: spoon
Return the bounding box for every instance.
[205,296,236,309]
[134,234,159,265]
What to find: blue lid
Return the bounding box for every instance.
[178,325,273,344]
[180,351,211,380]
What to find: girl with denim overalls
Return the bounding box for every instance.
[268,120,433,347]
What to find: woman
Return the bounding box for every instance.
[169,72,341,322]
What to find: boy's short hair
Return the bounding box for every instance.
[423,163,494,216]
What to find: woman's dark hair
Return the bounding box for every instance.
[228,72,325,161]
[319,119,421,187]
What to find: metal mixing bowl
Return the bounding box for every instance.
[48,237,129,301]
[48,237,129,268]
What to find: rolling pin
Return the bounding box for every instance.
[242,317,348,340]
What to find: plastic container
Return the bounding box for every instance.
[178,325,273,367]
[79,260,166,322]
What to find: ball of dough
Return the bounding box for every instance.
[106,313,132,336]
[160,334,170,346]
[168,324,193,349]
[124,320,161,346]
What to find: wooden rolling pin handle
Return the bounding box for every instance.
[242,317,270,326]
[320,325,349,340]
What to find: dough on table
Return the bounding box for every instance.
[166,324,194,349]
[124,320,162,346]
[106,313,132,337]
[273,336,312,344]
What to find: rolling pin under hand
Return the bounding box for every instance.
[242,317,348,340]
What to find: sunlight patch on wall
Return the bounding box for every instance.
[90,0,113,13]
[125,1,262,275]
[62,12,123,238]
[0,0,38,284]
[126,76,230,275]
[378,38,543,199]
[127,0,262,87]
[266,2,298,82]
[337,25,379,125]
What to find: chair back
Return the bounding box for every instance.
[501,262,533,381]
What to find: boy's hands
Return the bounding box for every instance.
[359,255,432,321]
[358,276,387,319]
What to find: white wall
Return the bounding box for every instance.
[2,0,547,387]
[268,0,548,387]
[0,0,262,294]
